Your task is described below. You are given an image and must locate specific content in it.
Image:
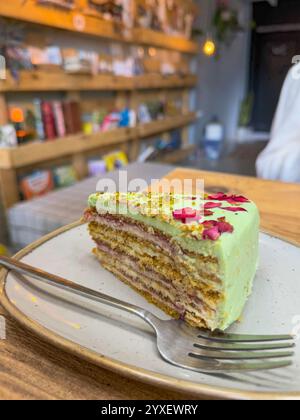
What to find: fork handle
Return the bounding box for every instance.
[0,256,160,332]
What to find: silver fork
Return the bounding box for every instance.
[0,256,295,373]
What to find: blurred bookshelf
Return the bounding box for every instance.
[0,0,198,54]
[0,112,196,208]
[0,0,199,208]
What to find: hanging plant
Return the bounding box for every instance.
[212,0,243,45]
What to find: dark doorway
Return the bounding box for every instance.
[250,0,300,132]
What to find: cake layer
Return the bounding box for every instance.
[95,240,219,314]
[89,221,223,309]
[86,211,222,286]
[95,248,211,329]
[84,192,260,330]
[87,211,225,329]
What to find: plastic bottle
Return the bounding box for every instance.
[204,116,224,160]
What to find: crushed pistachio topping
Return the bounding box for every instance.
[88,192,252,241]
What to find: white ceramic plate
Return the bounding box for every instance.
[1,223,300,400]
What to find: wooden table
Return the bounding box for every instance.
[163,168,300,245]
[0,168,299,400]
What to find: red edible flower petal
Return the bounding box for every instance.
[202,220,218,228]
[184,208,197,218]
[226,195,250,204]
[221,207,247,212]
[217,221,234,233]
[173,207,195,219]
[204,209,214,217]
[204,202,223,209]
[172,210,182,220]
[173,207,201,224]
[202,226,221,241]
[207,192,228,201]
[186,211,202,223]
[207,192,250,204]
[201,218,234,240]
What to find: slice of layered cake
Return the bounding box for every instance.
[83,192,259,331]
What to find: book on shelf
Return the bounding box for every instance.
[53,101,66,138]
[0,124,18,148]
[19,170,55,201]
[41,102,57,140]
[63,101,81,135]
[33,99,45,141]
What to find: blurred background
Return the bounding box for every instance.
[0,0,299,252]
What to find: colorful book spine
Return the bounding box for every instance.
[41,102,56,140]
[63,101,81,135]
[70,101,82,133]
[33,99,45,141]
[53,101,66,138]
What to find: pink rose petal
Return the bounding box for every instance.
[204,202,223,209]
[201,217,234,240]
[204,209,214,217]
[221,207,247,212]
[207,192,228,201]
[202,220,218,228]
[202,226,221,241]
[217,221,234,233]
[226,195,250,204]
[207,193,250,204]
[173,207,196,220]
[173,208,201,224]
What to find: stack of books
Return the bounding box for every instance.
[36,100,82,140]
[8,100,81,144]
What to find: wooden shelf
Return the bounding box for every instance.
[134,74,197,90]
[0,128,134,169]
[0,71,197,92]
[138,113,196,138]
[0,1,198,54]
[0,1,125,43]
[0,113,196,170]
[131,28,198,55]
[0,72,132,92]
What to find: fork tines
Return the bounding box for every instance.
[187,330,295,372]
